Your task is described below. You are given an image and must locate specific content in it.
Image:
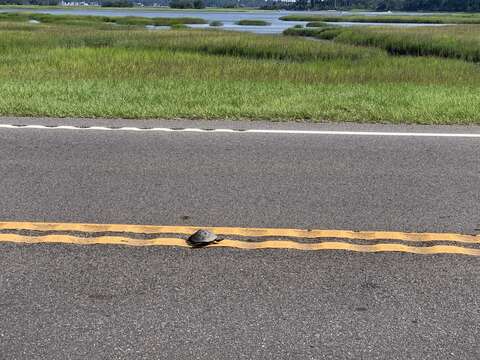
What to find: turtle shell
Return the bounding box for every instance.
[187,229,218,246]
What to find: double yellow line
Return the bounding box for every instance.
[0,221,479,256]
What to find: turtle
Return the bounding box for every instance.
[187,229,223,247]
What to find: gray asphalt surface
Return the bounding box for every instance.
[0,118,479,359]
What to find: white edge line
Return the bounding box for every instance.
[0,124,479,138]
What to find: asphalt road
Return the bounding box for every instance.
[0,118,479,359]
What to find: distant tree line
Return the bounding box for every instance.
[401,0,480,11]
[169,0,205,8]
[0,0,135,5]
[0,0,59,4]
[0,0,478,11]
[100,0,133,6]
[276,0,480,11]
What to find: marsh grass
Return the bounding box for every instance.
[305,22,331,28]
[235,19,271,26]
[209,20,223,27]
[284,26,340,40]
[0,12,207,27]
[12,26,376,61]
[287,25,480,62]
[0,21,479,123]
[280,14,480,24]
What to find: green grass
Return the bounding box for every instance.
[235,19,270,26]
[209,20,223,27]
[0,12,207,27]
[286,25,480,62]
[0,20,479,123]
[0,22,374,62]
[280,13,480,24]
[305,22,331,28]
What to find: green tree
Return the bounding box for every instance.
[193,0,205,8]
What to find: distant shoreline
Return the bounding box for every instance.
[0,4,265,12]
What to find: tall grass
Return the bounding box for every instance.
[235,19,271,26]
[0,25,378,62]
[209,20,223,27]
[0,21,479,123]
[280,14,480,24]
[305,22,331,28]
[286,25,480,63]
[0,12,208,27]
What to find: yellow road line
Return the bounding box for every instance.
[0,234,189,247]
[0,221,479,244]
[0,234,479,256]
